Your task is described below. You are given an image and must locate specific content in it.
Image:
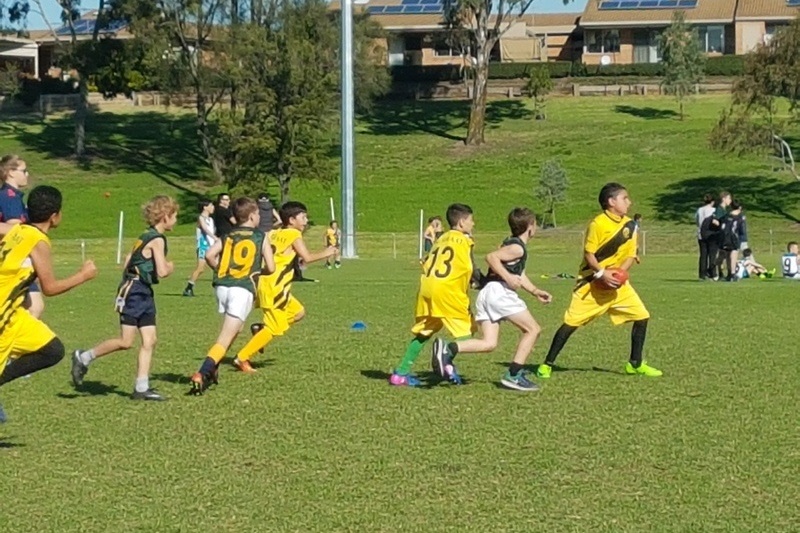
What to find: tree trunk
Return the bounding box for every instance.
[196,92,225,183]
[279,177,290,205]
[679,97,684,121]
[74,77,88,157]
[465,55,488,146]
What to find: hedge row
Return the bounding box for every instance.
[391,56,744,83]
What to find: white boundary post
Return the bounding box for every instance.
[642,231,647,256]
[392,233,397,259]
[116,211,124,264]
[329,197,335,222]
[418,209,424,260]
[80,240,86,263]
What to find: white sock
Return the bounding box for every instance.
[79,349,95,366]
[134,377,149,393]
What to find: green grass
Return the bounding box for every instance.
[1,95,800,242]
[2,240,798,531]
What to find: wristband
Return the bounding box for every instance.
[593,268,605,279]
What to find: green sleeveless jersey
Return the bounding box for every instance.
[212,227,265,293]
[123,227,167,286]
[486,236,527,284]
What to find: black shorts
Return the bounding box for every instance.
[118,280,156,328]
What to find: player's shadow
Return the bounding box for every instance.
[57,381,130,399]
[152,372,190,385]
[495,362,624,375]
[360,369,447,389]
[0,437,25,449]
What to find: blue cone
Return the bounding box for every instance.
[351,321,367,332]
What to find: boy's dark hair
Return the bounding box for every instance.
[703,193,715,204]
[743,248,753,257]
[508,207,536,237]
[27,185,62,223]
[232,197,258,224]
[198,198,213,211]
[788,241,798,251]
[598,182,627,209]
[280,201,308,226]
[446,203,473,228]
[427,216,436,224]
[257,192,270,201]
[634,213,642,221]
[330,220,337,227]
[730,200,742,211]
[217,192,230,203]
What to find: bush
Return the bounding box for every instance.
[390,65,461,83]
[16,77,78,107]
[704,55,744,76]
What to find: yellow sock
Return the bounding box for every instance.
[237,328,274,362]
[207,343,226,364]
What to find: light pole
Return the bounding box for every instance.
[340,0,357,258]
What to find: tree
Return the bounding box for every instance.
[659,10,705,120]
[710,19,800,156]
[523,65,552,120]
[535,159,568,228]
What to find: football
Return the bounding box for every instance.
[594,268,629,290]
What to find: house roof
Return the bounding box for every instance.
[736,0,800,21]
[0,35,35,45]
[580,0,736,27]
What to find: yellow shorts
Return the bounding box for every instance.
[411,316,475,339]
[262,296,304,337]
[412,288,474,339]
[564,282,650,327]
[0,309,56,369]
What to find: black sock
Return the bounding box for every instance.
[630,319,648,367]
[447,342,459,360]
[508,362,523,376]
[198,357,217,377]
[544,324,578,366]
[0,338,65,386]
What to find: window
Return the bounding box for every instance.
[434,40,457,57]
[697,25,725,53]
[764,23,786,44]
[585,30,620,53]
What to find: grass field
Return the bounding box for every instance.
[2,239,799,532]
[1,95,800,530]
[1,95,800,240]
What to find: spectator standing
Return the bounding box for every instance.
[718,201,744,281]
[695,194,716,280]
[213,192,236,240]
[707,191,732,280]
[256,193,280,234]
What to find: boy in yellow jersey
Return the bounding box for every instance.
[536,183,662,379]
[391,203,477,387]
[324,220,342,269]
[0,186,97,422]
[233,201,336,370]
[189,197,275,394]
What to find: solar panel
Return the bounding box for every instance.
[366,5,384,12]
[420,0,441,4]
[404,5,424,12]
[598,0,696,8]
[422,4,443,12]
[365,3,443,14]
[52,18,128,35]
[401,0,422,4]
[787,0,800,5]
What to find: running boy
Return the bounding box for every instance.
[183,198,216,296]
[536,183,662,379]
[189,197,275,394]
[431,207,551,391]
[213,201,335,380]
[391,203,476,387]
[0,186,96,422]
[71,196,178,401]
[325,220,342,269]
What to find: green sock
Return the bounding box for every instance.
[397,336,428,375]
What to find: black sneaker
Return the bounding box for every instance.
[131,388,167,401]
[0,399,6,424]
[183,287,194,297]
[431,338,447,378]
[190,373,208,395]
[71,349,88,387]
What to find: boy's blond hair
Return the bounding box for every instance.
[1,154,24,182]
[143,195,179,227]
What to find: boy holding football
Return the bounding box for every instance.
[431,207,552,391]
[536,183,662,379]
[391,203,476,387]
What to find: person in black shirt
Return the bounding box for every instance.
[256,193,280,234]
[213,192,236,239]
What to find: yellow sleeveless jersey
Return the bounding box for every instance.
[0,224,48,329]
[578,211,638,281]
[325,228,339,247]
[259,227,302,310]
[418,229,474,311]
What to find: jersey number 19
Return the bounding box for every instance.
[219,239,257,279]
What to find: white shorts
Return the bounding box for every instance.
[474,282,527,323]
[215,286,254,322]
